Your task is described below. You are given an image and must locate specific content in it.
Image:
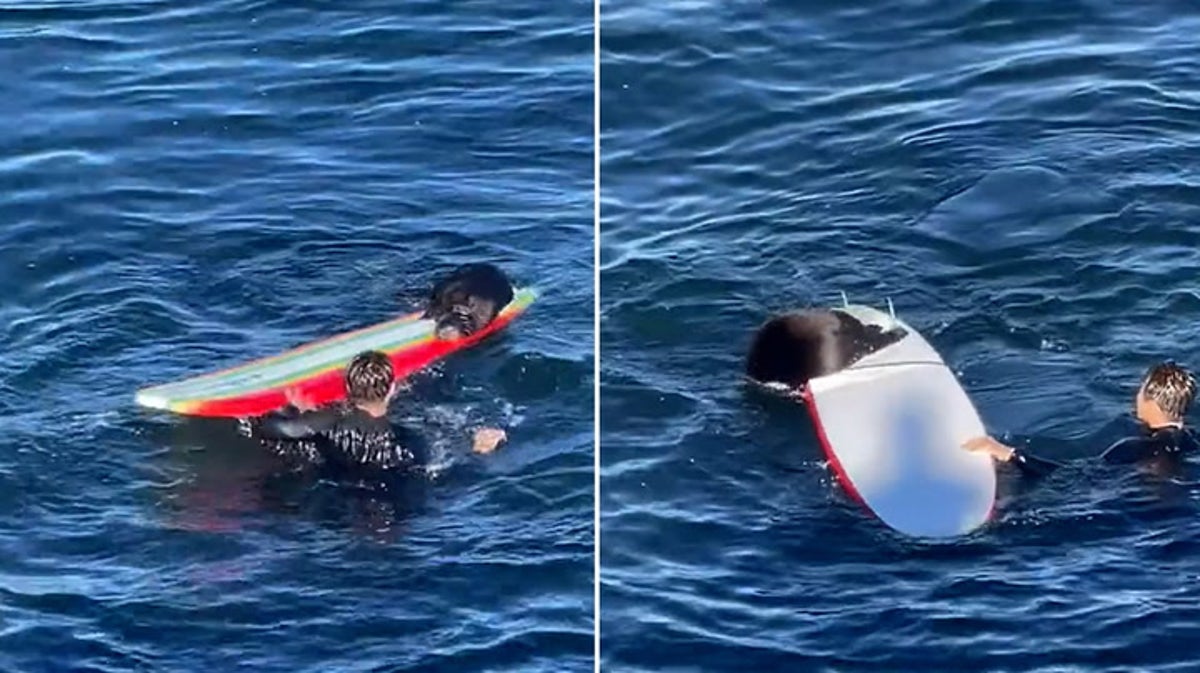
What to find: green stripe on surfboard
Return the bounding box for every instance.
[143,317,430,399]
[141,287,536,402]
[136,287,536,408]
[149,322,434,404]
[154,309,427,390]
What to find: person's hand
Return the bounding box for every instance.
[472,428,507,454]
[962,435,1015,462]
[284,387,316,412]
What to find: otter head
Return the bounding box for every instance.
[435,304,476,341]
[746,309,904,390]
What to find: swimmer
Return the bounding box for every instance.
[245,350,507,472]
[963,361,1199,477]
[424,262,515,341]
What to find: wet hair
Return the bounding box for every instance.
[1140,361,1196,421]
[344,350,394,404]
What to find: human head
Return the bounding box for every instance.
[345,350,395,405]
[1135,361,1196,426]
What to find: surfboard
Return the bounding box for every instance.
[135,287,537,418]
[801,304,995,538]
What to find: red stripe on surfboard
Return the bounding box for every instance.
[801,385,872,515]
[180,305,524,418]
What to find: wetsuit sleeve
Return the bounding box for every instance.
[255,407,341,441]
[394,424,428,465]
[1100,437,1152,465]
[1008,448,1065,478]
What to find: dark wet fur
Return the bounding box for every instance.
[423,263,515,339]
[745,310,904,389]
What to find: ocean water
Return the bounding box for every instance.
[600,0,1200,671]
[0,1,593,671]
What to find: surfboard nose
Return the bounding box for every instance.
[134,391,169,410]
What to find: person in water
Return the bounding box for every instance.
[963,361,1199,477]
[247,350,507,472]
[242,262,514,472]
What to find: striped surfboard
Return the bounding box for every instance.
[135,287,537,418]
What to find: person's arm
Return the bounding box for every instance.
[389,423,428,465]
[1009,446,1066,477]
[1098,437,1147,464]
[1098,429,1191,464]
[963,436,1065,478]
[255,406,340,441]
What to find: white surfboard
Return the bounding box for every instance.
[801,305,995,538]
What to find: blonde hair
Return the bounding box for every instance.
[1141,362,1196,421]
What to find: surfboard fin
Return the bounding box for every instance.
[840,290,849,308]
[886,297,895,320]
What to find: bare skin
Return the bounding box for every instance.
[963,383,1181,462]
[472,428,507,454]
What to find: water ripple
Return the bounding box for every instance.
[603,0,1200,669]
[0,0,591,670]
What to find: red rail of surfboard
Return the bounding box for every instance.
[171,301,527,418]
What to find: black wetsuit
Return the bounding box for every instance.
[244,402,420,474]
[1009,425,1200,478]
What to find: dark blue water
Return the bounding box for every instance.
[601,1,1200,670]
[0,1,592,671]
